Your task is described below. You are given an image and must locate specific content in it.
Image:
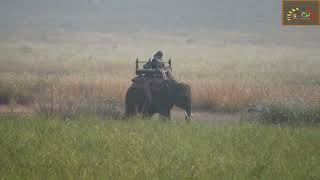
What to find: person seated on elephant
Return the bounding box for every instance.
[150,51,174,80]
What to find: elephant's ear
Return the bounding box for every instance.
[167,81,182,98]
[161,80,172,95]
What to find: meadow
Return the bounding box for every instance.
[0,26,320,179]
[1,30,320,118]
[0,116,320,179]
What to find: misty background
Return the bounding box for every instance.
[0,0,319,47]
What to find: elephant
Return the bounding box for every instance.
[125,79,192,121]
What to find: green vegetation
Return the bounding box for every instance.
[1,2,320,179]
[0,79,34,105]
[0,116,319,179]
[260,103,320,125]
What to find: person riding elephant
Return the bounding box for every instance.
[125,80,192,121]
[144,51,174,80]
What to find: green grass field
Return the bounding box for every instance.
[1,2,320,179]
[1,116,319,179]
[1,28,320,180]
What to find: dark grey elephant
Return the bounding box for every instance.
[125,80,192,121]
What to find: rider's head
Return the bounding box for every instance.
[154,51,163,59]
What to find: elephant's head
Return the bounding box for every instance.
[167,81,192,120]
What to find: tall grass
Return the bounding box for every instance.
[188,79,320,112]
[1,72,320,118]
[1,31,320,121]
[50,73,320,114]
[0,116,319,179]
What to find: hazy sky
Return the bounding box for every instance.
[0,0,281,29]
[0,0,319,46]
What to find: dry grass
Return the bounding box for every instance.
[0,31,320,116]
[188,79,320,112]
[1,72,319,116]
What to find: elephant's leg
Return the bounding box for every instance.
[125,104,132,117]
[137,104,143,113]
[167,111,171,120]
[138,104,149,118]
[142,112,154,119]
[125,103,137,118]
[125,87,138,118]
[142,108,154,119]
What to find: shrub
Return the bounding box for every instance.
[0,83,12,104]
[0,82,33,105]
[241,97,320,125]
[34,96,123,120]
[261,103,320,125]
